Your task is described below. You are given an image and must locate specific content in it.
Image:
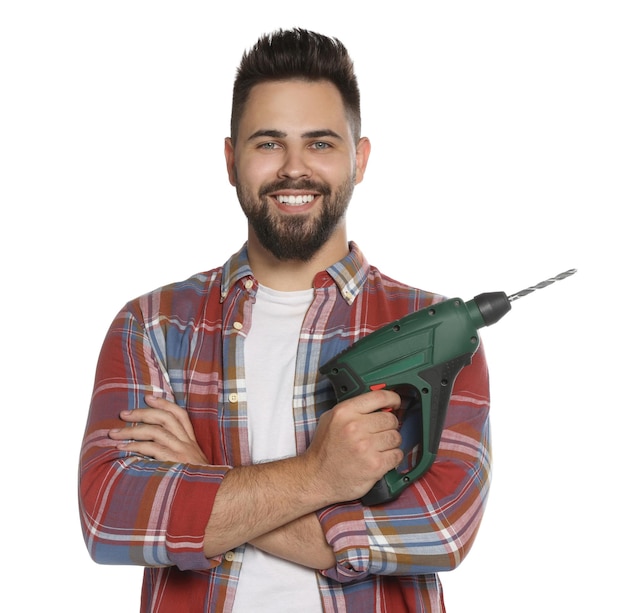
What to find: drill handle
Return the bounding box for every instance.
[320,296,483,505]
[361,353,473,505]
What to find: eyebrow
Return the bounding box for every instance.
[247,129,343,142]
[302,129,343,140]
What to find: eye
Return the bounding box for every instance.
[310,141,332,150]
[258,141,281,150]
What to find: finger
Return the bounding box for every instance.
[145,395,197,440]
[144,394,182,415]
[369,409,401,433]
[378,428,403,453]
[115,439,178,462]
[335,392,402,432]
[371,431,404,473]
[383,447,405,473]
[118,407,191,442]
[341,390,402,415]
[113,427,209,465]
[110,423,179,446]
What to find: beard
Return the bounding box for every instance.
[235,175,355,262]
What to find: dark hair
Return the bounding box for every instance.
[230,28,361,143]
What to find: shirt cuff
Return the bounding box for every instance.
[317,501,370,583]
[166,464,230,571]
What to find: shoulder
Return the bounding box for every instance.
[363,263,445,314]
[123,267,225,327]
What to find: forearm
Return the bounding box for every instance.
[250,513,335,570]
[80,453,227,568]
[203,390,404,559]
[103,398,330,564]
[203,455,334,558]
[80,307,226,569]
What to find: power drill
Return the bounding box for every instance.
[320,269,577,506]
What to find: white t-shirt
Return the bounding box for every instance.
[232,284,323,613]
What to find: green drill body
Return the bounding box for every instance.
[320,270,575,505]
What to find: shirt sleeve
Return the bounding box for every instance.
[78,302,230,571]
[317,345,491,582]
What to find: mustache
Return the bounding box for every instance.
[258,179,332,197]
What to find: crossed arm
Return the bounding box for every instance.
[109,391,403,569]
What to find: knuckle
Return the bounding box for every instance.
[332,400,352,419]
[342,420,359,438]
[379,412,396,430]
[354,438,370,456]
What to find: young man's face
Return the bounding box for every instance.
[225,79,370,262]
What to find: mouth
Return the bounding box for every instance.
[260,180,329,213]
[275,193,316,206]
[269,190,321,213]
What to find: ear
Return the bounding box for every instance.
[224,137,237,186]
[354,137,371,185]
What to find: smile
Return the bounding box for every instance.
[276,194,316,205]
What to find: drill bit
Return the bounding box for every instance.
[508,269,577,302]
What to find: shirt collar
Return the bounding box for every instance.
[220,242,369,305]
[323,242,369,305]
[220,244,254,302]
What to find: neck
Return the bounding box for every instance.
[247,226,349,291]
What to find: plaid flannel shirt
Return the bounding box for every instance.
[79,242,491,612]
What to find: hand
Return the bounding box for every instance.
[109,395,209,465]
[305,390,404,503]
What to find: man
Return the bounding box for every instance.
[79,28,491,612]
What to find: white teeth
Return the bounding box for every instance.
[276,194,315,205]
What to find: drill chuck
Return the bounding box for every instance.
[470,292,512,327]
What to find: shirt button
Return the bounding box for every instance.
[244,279,254,290]
[224,551,235,562]
[233,321,243,330]
[228,393,238,403]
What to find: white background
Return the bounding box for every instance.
[1,1,624,611]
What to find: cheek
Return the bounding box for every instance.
[321,159,356,187]
[236,157,279,187]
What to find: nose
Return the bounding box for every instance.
[278,149,312,180]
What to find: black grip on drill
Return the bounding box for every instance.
[361,479,393,506]
[361,353,474,506]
